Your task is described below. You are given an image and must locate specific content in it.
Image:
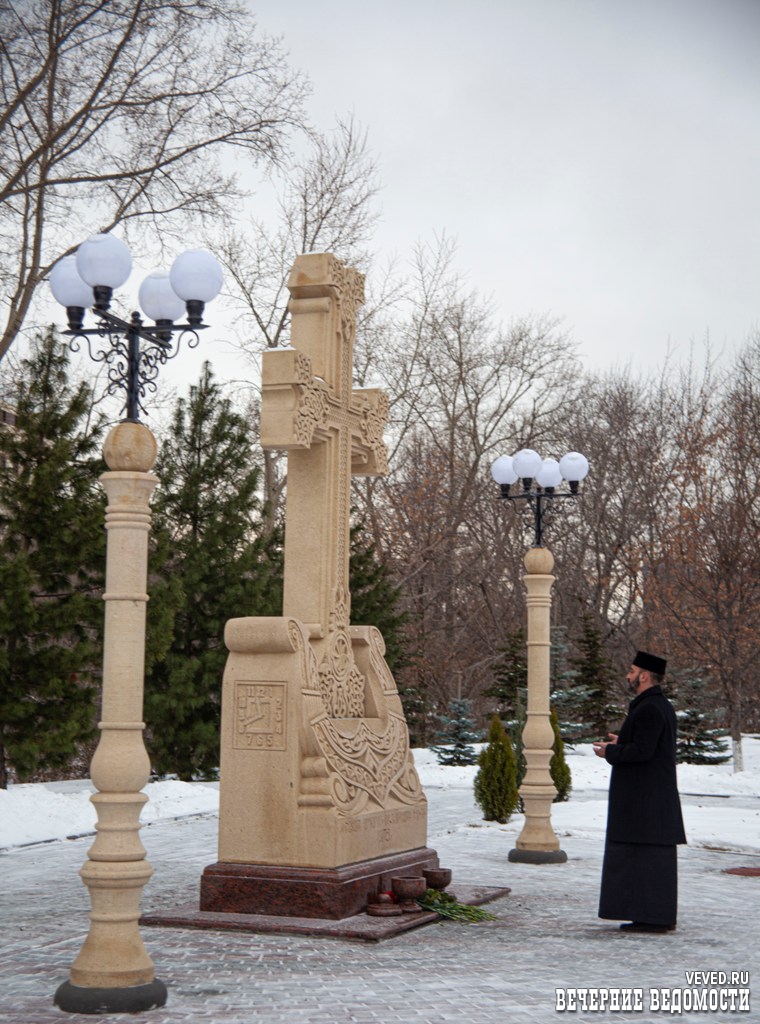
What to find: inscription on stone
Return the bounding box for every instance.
[233,682,286,750]
[338,805,426,835]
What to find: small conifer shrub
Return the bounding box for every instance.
[550,707,572,802]
[474,714,519,823]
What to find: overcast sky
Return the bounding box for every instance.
[243,0,760,373]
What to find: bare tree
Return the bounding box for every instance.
[215,114,383,521]
[642,344,760,770]
[218,114,381,354]
[548,366,680,655]
[0,0,308,359]
[353,239,582,721]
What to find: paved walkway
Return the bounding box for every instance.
[1,792,758,1024]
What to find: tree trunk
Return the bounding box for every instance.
[728,685,744,773]
[731,734,744,773]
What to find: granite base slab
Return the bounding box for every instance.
[199,847,440,920]
[141,884,511,942]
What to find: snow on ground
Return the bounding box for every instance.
[1,737,758,853]
[0,779,220,849]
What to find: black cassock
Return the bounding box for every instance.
[599,686,687,926]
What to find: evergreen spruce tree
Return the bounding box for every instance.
[144,364,282,780]
[548,624,581,739]
[397,657,432,749]
[348,517,408,675]
[0,330,105,787]
[512,685,528,793]
[510,692,570,806]
[550,706,572,801]
[483,626,527,719]
[347,517,427,740]
[566,615,621,739]
[672,669,729,765]
[550,625,575,688]
[395,671,429,749]
[474,714,519,823]
[430,697,480,766]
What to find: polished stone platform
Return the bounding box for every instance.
[141,883,510,941]
[198,848,440,920]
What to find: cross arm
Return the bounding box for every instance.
[259,348,329,451]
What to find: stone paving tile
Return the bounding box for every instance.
[1,804,758,1024]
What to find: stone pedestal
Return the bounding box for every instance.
[509,547,567,864]
[200,617,433,918]
[201,849,438,920]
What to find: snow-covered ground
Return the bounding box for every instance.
[1,737,758,853]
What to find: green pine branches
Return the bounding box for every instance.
[474,714,519,823]
[431,698,480,766]
[0,331,105,786]
[144,362,282,780]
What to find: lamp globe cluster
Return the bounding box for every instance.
[491,448,589,492]
[49,233,223,329]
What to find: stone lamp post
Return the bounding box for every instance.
[491,448,589,864]
[49,234,222,1014]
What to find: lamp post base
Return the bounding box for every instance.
[508,848,567,864]
[54,979,167,1015]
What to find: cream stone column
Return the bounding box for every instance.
[55,421,168,1014]
[509,546,567,864]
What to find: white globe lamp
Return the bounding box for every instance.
[76,234,132,289]
[513,448,543,480]
[138,271,186,324]
[537,457,563,489]
[50,256,93,309]
[169,249,223,303]
[491,455,519,486]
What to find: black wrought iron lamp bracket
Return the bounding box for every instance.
[499,479,580,547]
[63,299,205,422]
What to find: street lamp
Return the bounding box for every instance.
[491,448,589,864]
[49,233,222,421]
[491,448,589,547]
[49,234,222,1014]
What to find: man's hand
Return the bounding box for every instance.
[592,732,619,758]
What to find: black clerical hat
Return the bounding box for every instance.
[633,650,667,676]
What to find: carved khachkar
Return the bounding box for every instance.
[205,255,431,903]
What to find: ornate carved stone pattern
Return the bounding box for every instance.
[328,255,366,342]
[357,392,389,475]
[293,350,314,386]
[318,627,365,719]
[287,619,320,688]
[326,260,365,614]
[329,582,350,633]
[333,405,350,607]
[311,714,423,814]
[306,626,425,815]
[293,356,329,447]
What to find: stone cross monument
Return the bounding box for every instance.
[200,254,436,919]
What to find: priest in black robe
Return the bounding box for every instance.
[593,651,686,933]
